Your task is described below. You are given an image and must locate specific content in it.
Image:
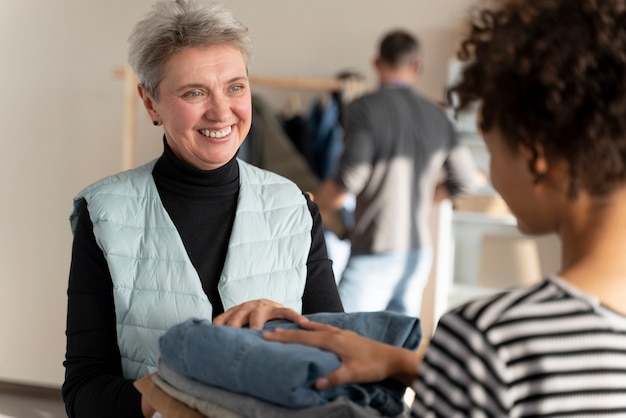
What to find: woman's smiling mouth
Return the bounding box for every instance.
[199,126,232,139]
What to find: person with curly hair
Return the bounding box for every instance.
[264,0,626,415]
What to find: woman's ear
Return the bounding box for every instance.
[137,84,160,123]
[520,141,549,183]
[532,143,549,178]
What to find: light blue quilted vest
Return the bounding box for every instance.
[70,159,312,379]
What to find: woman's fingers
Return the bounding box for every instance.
[212,299,306,329]
[265,324,418,386]
[263,324,343,352]
[212,299,274,327]
[315,365,358,389]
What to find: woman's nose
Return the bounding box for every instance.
[205,94,230,122]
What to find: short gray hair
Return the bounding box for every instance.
[128,0,252,100]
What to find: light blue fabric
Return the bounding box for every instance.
[69,158,312,379]
[338,249,433,317]
[156,362,404,418]
[158,311,421,416]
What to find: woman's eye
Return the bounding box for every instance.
[184,91,203,99]
[229,84,245,94]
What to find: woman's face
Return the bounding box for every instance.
[143,45,251,170]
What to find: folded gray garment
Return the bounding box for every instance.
[152,373,242,418]
[156,360,409,418]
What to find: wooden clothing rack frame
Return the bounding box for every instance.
[248,75,344,91]
[114,64,140,171]
[113,65,365,170]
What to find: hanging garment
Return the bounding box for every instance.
[244,95,320,193]
[308,94,345,180]
[282,113,316,173]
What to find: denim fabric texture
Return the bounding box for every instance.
[339,249,433,317]
[156,361,408,418]
[158,311,421,416]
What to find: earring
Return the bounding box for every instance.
[152,120,159,126]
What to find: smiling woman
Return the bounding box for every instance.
[138,45,252,171]
[61,1,343,417]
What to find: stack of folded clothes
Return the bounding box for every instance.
[139,311,421,418]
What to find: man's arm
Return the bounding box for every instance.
[439,144,485,200]
[310,179,349,230]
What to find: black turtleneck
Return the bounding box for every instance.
[153,142,240,315]
[62,142,343,418]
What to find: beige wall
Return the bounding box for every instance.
[0,0,470,386]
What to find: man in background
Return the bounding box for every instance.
[313,29,478,316]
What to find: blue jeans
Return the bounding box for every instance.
[156,361,404,418]
[338,249,433,317]
[158,311,421,416]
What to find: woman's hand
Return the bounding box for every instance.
[263,320,421,389]
[212,299,305,329]
[141,395,157,418]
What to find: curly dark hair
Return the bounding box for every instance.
[449,0,626,197]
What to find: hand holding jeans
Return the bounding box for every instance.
[264,319,421,388]
[212,298,306,329]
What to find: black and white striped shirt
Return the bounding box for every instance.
[411,277,626,417]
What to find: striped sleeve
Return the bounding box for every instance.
[410,278,626,417]
[411,302,510,417]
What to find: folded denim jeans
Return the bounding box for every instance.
[156,361,406,418]
[158,311,420,417]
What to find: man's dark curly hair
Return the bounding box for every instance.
[449,0,626,197]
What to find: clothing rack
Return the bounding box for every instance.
[113,66,367,170]
[249,75,343,91]
[114,64,140,170]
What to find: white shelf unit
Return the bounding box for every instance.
[448,210,519,308]
[430,202,561,329]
